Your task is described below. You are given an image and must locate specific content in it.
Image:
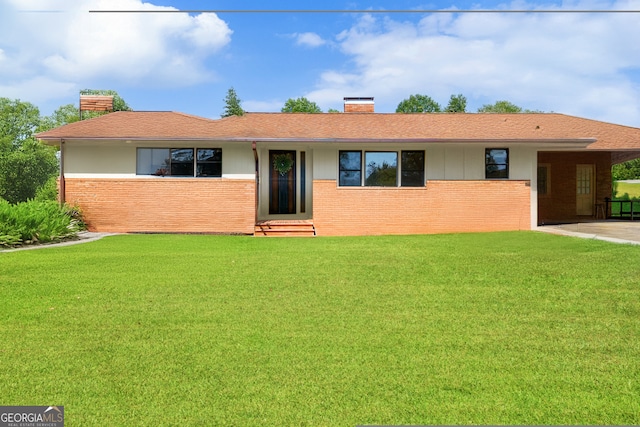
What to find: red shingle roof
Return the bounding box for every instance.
[35,111,640,151]
[36,111,217,140]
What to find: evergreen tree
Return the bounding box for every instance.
[445,94,467,112]
[222,87,245,117]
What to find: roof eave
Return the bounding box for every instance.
[244,137,597,147]
[37,136,597,147]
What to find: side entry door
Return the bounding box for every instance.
[576,164,595,216]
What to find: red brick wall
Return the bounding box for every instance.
[344,103,374,113]
[312,180,531,236]
[537,152,612,224]
[64,178,255,234]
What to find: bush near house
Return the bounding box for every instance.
[0,199,84,247]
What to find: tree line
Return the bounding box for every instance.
[223,88,532,115]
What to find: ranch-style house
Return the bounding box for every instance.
[36,97,640,236]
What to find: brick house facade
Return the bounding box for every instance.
[37,99,640,236]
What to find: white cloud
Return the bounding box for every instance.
[243,99,284,113]
[0,76,76,106]
[307,1,640,126]
[182,13,233,50]
[293,32,327,48]
[0,0,232,108]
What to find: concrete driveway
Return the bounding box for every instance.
[537,221,640,245]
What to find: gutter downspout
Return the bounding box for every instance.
[59,139,66,205]
[252,141,259,225]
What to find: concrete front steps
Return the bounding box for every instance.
[254,220,316,237]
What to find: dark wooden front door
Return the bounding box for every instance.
[269,150,296,214]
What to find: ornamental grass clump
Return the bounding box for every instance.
[0,199,84,247]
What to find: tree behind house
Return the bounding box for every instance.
[613,158,640,181]
[1,92,131,204]
[446,94,467,112]
[282,97,322,113]
[38,104,81,132]
[0,98,57,203]
[0,98,40,147]
[396,94,442,113]
[222,87,245,117]
[477,100,523,113]
[80,89,131,112]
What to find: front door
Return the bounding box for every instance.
[576,164,595,216]
[269,150,296,214]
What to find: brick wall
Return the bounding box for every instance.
[64,178,256,234]
[344,103,375,113]
[312,180,531,236]
[537,152,612,224]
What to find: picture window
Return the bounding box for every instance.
[338,150,425,187]
[136,148,222,177]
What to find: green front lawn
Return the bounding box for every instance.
[1,233,639,425]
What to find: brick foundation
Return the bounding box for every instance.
[64,178,534,236]
[64,178,255,234]
[312,180,531,236]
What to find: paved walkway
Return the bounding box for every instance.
[0,232,117,253]
[537,221,640,245]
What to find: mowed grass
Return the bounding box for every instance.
[1,232,639,426]
[615,181,640,199]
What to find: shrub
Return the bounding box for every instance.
[34,176,59,202]
[0,199,85,247]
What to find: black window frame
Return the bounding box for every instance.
[365,151,398,187]
[485,148,509,179]
[136,147,222,178]
[339,151,363,187]
[170,148,195,176]
[401,150,425,187]
[338,150,425,187]
[196,148,222,177]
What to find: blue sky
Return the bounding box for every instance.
[1,0,640,126]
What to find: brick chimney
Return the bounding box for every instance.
[344,97,374,113]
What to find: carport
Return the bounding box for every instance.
[538,221,640,245]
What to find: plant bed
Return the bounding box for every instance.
[0,199,85,248]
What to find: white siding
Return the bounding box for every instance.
[63,141,255,179]
[509,146,536,180]
[65,145,135,174]
[312,148,337,180]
